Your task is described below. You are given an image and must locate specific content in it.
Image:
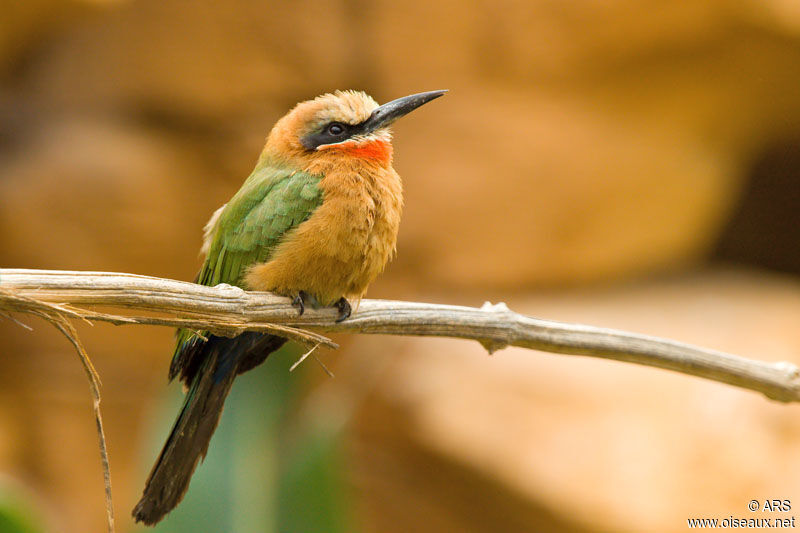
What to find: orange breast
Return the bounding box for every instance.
[245,159,403,305]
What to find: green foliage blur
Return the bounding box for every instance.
[0,484,46,533]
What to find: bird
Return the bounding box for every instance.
[132,89,446,525]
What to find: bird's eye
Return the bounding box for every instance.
[327,123,345,135]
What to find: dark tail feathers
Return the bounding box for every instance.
[132,333,285,525]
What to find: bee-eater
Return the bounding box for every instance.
[132,89,446,525]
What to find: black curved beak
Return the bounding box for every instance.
[361,90,447,134]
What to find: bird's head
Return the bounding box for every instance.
[263,89,446,168]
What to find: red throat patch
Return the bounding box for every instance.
[334,139,393,163]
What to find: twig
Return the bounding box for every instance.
[44,313,114,533]
[0,310,33,331]
[290,344,319,372]
[0,289,115,532]
[1,268,799,406]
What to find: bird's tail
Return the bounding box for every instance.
[132,332,286,525]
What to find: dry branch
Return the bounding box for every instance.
[2,268,800,404]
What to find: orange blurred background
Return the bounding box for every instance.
[2,1,800,532]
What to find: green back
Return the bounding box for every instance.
[174,161,324,364]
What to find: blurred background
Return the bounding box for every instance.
[2,0,800,531]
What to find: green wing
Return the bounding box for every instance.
[172,163,323,373]
[198,165,324,288]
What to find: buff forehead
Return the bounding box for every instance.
[299,90,379,130]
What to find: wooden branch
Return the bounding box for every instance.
[2,268,800,404]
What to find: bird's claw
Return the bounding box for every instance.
[334,297,351,323]
[292,291,311,317]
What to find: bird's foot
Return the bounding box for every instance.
[293,292,348,321]
[292,290,318,317]
[334,297,351,323]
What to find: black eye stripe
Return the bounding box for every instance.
[301,121,364,150]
